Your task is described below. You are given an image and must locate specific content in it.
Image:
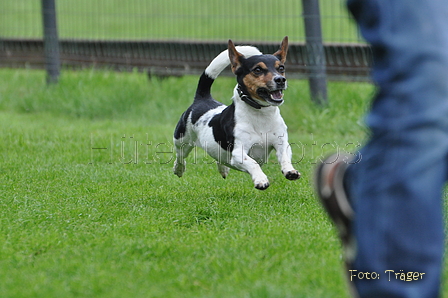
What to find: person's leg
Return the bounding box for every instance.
[347,0,448,296]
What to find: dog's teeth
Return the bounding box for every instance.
[270,90,283,100]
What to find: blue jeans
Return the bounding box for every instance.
[346,0,448,297]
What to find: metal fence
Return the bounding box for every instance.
[0,0,371,83]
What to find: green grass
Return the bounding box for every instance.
[0,68,446,297]
[0,0,360,42]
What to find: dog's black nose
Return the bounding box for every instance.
[274,76,286,87]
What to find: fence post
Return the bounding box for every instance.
[41,0,60,84]
[302,0,327,105]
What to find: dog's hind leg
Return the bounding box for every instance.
[217,162,230,179]
[173,140,194,178]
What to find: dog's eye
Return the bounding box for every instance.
[278,65,285,73]
[252,67,264,75]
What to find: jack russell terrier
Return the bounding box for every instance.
[173,37,300,190]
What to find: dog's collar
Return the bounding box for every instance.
[237,85,265,109]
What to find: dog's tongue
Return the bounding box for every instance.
[270,90,283,100]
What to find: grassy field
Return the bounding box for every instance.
[0,68,446,298]
[0,0,359,42]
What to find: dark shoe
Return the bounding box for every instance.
[314,153,358,297]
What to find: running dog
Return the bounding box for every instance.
[173,37,300,190]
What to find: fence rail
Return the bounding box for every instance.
[0,38,371,81]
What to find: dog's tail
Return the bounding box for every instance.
[194,46,262,100]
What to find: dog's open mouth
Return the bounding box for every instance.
[257,88,285,105]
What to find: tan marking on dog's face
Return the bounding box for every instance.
[243,63,275,101]
[241,61,287,102]
[253,62,267,71]
[274,61,286,77]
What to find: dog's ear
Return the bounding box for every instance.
[273,36,288,64]
[228,39,244,73]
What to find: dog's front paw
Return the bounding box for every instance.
[173,160,186,177]
[255,181,270,190]
[254,176,270,190]
[284,169,301,180]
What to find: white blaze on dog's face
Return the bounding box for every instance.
[228,36,289,106]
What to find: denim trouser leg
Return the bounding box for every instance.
[346,1,448,297]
